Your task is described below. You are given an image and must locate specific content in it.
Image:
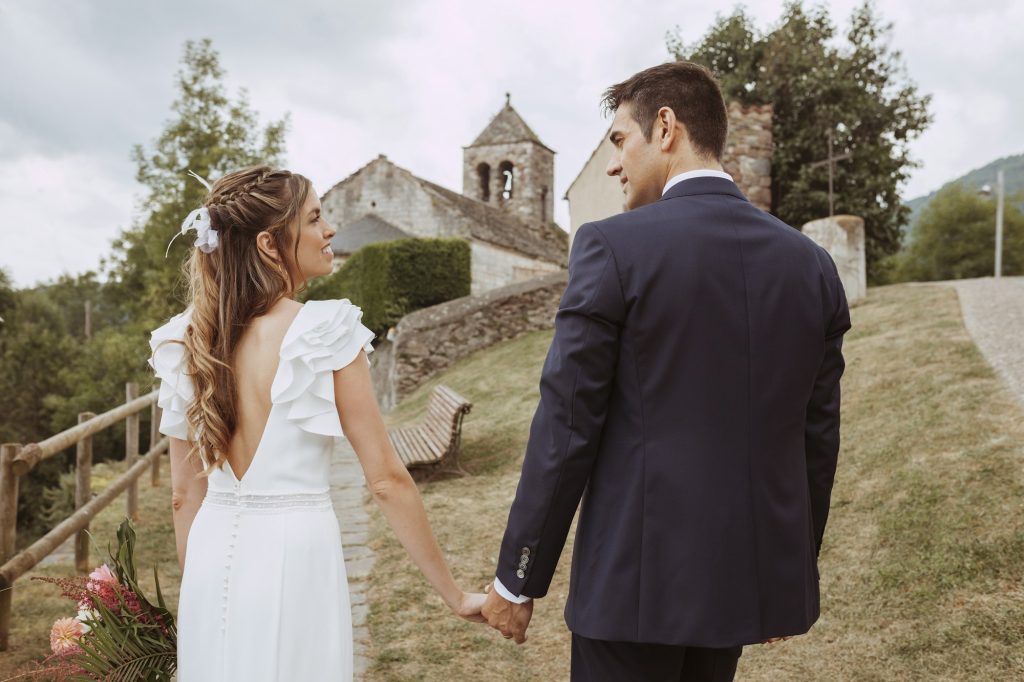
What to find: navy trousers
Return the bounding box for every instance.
[571,634,742,682]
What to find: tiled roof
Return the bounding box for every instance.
[411,176,566,265]
[468,103,554,153]
[330,213,411,255]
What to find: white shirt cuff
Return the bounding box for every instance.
[493,577,532,604]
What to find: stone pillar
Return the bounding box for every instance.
[721,102,773,211]
[801,215,867,304]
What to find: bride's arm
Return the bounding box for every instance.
[169,437,207,572]
[333,352,484,622]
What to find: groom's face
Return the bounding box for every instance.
[606,103,664,210]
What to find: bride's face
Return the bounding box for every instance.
[290,189,336,283]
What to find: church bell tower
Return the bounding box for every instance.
[463,94,555,227]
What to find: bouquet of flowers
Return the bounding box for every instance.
[32,519,177,681]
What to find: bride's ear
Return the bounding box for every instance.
[256,231,280,262]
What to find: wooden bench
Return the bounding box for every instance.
[388,385,472,475]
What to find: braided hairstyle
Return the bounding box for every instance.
[179,165,313,473]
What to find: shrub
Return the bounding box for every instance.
[304,238,471,335]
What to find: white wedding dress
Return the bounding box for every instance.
[149,299,375,681]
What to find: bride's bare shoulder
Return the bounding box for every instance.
[274,297,305,314]
[261,297,305,323]
[243,299,304,342]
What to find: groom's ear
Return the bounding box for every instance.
[657,106,682,152]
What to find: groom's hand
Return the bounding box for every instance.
[482,584,533,644]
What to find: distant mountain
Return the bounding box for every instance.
[904,153,1024,239]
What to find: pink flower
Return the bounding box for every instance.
[123,590,142,616]
[84,565,122,611]
[87,564,117,587]
[50,617,83,656]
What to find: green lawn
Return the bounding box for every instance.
[365,283,1024,681]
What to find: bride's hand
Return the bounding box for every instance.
[452,591,487,623]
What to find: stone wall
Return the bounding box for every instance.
[564,135,622,239]
[801,214,867,304]
[373,271,567,409]
[470,241,563,294]
[321,156,454,239]
[721,102,773,211]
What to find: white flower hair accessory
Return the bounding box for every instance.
[165,170,219,257]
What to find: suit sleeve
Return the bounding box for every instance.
[495,223,625,599]
[805,252,852,557]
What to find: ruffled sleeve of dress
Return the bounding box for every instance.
[270,299,376,438]
[148,308,195,440]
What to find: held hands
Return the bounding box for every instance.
[450,590,488,624]
[481,583,533,644]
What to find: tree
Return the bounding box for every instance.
[0,290,77,444]
[669,1,932,281]
[0,39,291,546]
[0,268,16,325]
[104,38,288,326]
[0,287,81,544]
[889,184,1024,281]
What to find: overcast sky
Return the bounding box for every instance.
[1,0,1020,288]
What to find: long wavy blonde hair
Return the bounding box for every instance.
[173,165,312,473]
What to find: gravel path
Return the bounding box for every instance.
[945,276,1024,406]
[330,438,375,680]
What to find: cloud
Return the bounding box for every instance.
[0,153,135,286]
[0,0,1021,286]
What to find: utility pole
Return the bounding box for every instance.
[84,300,92,340]
[995,169,1005,279]
[980,170,1006,279]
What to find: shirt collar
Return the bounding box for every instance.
[662,169,735,196]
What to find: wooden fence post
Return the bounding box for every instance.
[75,412,95,573]
[126,383,140,520]
[0,443,22,651]
[150,401,161,487]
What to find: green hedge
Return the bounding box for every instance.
[303,237,471,336]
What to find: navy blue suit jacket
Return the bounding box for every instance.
[496,177,851,647]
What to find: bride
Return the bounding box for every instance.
[149,166,485,681]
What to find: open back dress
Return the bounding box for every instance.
[149,299,374,681]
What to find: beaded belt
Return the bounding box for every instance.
[203,489,334,513]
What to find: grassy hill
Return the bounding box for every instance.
[367,283,1024,681]
[904,153,1024,240]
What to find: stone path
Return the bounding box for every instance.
[945,276,1024,405]
[329,437,375,680]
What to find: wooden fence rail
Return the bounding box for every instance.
[0,384,168,651]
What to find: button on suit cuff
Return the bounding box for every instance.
[493,577,532,603]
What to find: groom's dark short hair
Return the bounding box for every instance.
[602,62,728,161]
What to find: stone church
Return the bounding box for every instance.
[321,98,568,295]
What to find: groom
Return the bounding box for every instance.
[481,62,851,681]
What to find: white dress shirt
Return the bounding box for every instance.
[662,168,733,195]
[492,167,735,605]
